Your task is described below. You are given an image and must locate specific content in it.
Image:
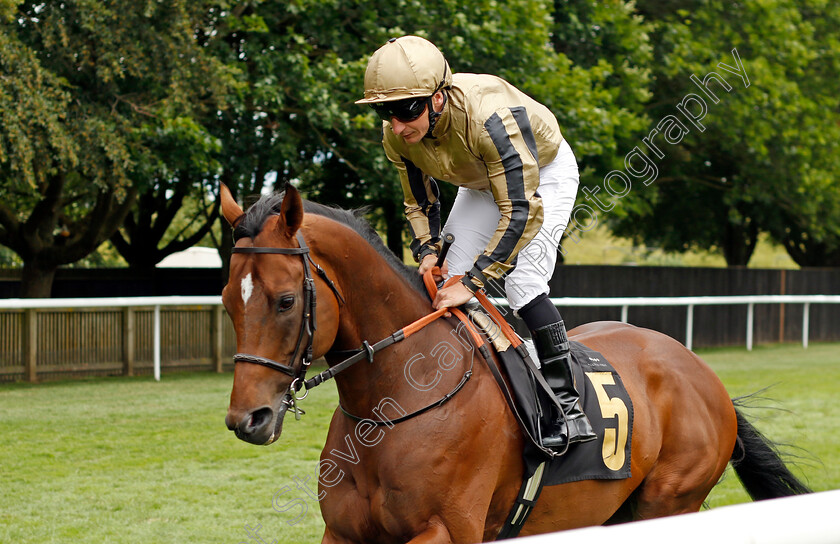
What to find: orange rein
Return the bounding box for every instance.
[305,268,517,391]
[401,268,486,348]
[408,267,522,350]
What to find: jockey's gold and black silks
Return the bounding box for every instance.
[384,73,563,282]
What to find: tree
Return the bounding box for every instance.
[610,0,840,266]
[0,0,234,296]
[110,118,222,269]
[110,181,220,270]
[549,0,653,175]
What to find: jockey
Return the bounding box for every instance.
[356,36,595,449]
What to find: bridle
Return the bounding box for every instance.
[232,232,345,417]
[230,230,475,426]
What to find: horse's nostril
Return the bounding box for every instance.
[245,407,274,434]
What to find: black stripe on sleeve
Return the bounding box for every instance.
[404,157,428,208]
[404,157,440,259]
[484,112,531,265]
[510,106,539,164]
[427,177,441,242]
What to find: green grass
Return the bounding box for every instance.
[0,372,338,543]
[699,342,840,507]
[2,343,838,543]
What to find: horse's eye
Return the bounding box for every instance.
[277,295,296,313]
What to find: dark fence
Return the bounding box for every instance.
[0,268,225,299]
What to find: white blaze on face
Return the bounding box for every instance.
[241,272,254,305]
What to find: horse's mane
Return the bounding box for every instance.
[233,191,426,295]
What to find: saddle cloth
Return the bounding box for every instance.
[468,307,634,485]
[545,341,633,485]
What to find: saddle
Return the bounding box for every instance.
[464,303,634,481]
[456,295,634,539]
[421,272,633,539]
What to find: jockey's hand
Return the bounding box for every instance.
[418,253,448,283]
[433,281,474,310]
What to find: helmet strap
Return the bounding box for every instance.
[424,92,447,139]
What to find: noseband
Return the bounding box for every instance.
[232,232,345,405]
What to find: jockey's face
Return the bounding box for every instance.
[389,91,444,145]
[389,108,428,144]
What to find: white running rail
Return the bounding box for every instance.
[492,294,840,351]
[510,489,840,544]
[0,296,221,381]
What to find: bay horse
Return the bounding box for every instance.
[220,184,810,543]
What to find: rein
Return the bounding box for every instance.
[307,272,480,426]
[307,271,491,425]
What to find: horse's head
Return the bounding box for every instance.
[220,184,340,445]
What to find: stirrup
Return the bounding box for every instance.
[541,413,596,449]
[542,434,568,449]
[541,418,569,449]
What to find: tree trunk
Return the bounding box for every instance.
[781,231,840,267]
[19,260,57,298]
[721,220,758,267]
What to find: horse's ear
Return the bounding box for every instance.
[220,183,244,227]
[279,183,304,237]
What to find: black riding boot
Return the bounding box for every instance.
[531,320,597,448]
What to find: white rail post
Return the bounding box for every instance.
[620,305,628,323]
[685,304,694,351]
[803,302,810,349]
[213,304,225,373]
[24,308,38,383]
[746,302,754,351]
[154,304,161,381]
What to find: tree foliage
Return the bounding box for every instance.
[202,0,653,264]
[610,0,840,266]
[110,117,222,269]
[2,0,838,292]
[0,0,234,295]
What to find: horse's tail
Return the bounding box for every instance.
[730,406,812,500]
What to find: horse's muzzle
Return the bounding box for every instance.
[225,403,287,445]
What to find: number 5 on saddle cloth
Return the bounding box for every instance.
[465,304,634,539]
[467,305,633,482]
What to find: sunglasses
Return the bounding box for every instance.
[371,96,430,123]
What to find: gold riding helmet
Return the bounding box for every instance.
[356,35,452,113]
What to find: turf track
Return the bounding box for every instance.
[1,342,837,543]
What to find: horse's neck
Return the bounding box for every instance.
[307,220,431,349]
[304,217,447,414]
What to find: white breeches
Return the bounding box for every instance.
[443,139,580,311]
